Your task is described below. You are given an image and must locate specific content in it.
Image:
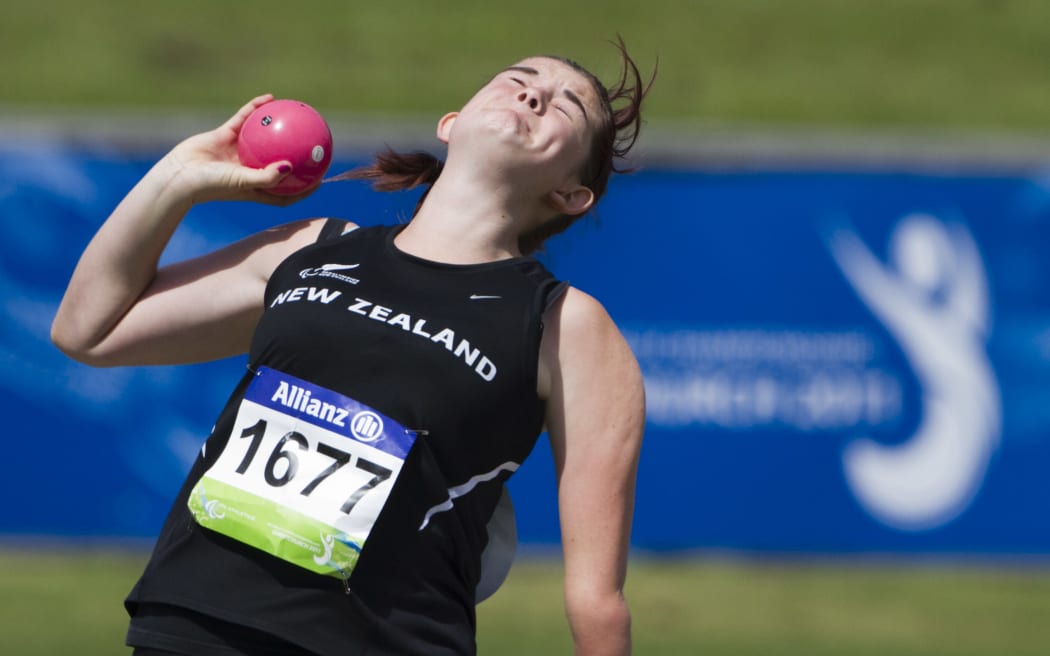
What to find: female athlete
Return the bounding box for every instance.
[53,40,651,656]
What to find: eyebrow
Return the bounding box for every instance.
[504,65,589,120]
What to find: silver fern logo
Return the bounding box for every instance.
[827,214,1001,531]
[299,263,360,285]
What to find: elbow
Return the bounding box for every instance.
[50,319,83,360]
[50,320,112,367]
[566,589,632,654]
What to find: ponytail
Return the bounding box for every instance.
[329,149,443,192]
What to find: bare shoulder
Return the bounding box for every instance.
[247,216,337,257]
[551,286,610,328]
[236,217,357,279]
[538,286,641,399]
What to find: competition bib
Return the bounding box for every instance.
[188,366,417,580]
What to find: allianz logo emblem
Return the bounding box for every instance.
[351,410,384,442]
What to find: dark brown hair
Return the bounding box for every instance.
[332,37,655,255]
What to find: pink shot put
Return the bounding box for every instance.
[237,99,333,195]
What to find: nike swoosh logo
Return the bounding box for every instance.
[470,294,502,300]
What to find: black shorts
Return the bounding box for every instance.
[127,603,319,656]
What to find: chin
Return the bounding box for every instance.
[480,109,529,137]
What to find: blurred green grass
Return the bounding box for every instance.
[5,1,1050,132]
[3,548,1050,655]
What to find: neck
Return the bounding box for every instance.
[394,162,542,265]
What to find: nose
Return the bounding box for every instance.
[516,86,545,113]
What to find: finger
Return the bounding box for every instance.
[253,170,324,206]
[239,159,293,189]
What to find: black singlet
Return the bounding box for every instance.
[125,222,567,656]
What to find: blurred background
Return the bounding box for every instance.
[3,1,1050,654]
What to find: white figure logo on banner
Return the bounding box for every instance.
[827,213,1001,530]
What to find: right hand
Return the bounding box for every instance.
[164,94,315,206]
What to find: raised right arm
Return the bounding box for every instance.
[51,95,328,367]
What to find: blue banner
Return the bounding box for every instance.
[5,140,1049,554]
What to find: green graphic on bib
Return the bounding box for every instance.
[188,367,417,580]
[189,477,365,577]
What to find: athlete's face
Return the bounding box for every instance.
[438,57,600,211]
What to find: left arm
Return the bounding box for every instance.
[539,287,646,656]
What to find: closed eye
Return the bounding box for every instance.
[504,69,580,120]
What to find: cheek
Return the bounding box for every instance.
[557,123,589,155]
[548,137,587,175]
[568,132,593,173]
